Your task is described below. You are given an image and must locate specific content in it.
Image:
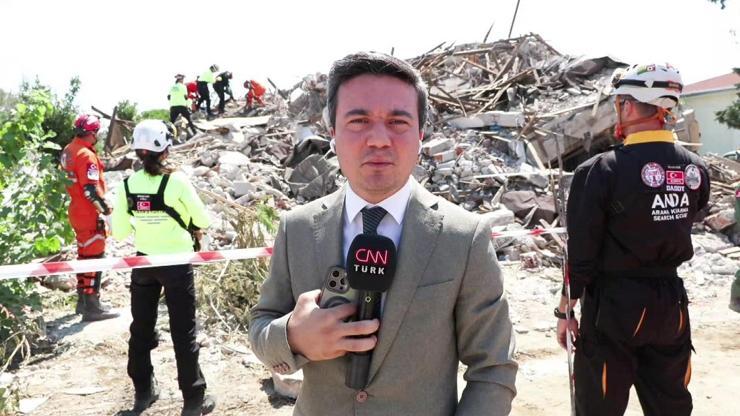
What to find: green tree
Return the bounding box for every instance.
[115,99,139,121]
[19,77,82,151]
[0,89,73,264]
[0,87,68,377]
[715,68,740,130]
[139,108,170,122]
[0,89,17,121]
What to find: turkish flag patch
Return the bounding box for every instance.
[666,170,685,185]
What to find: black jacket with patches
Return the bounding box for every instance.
[565,139,710,298]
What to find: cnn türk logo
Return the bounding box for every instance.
[353,248,389,275]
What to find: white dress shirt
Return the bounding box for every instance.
[342,178,413,264]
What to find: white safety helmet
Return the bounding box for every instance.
[611,63,683,109]
[132,120,174,153]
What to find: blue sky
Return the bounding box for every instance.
[1,0,737,112]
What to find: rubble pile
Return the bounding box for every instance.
[100,34,738,267]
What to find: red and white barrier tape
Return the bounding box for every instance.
[0,227,567,281]
[0,248,273,281]
[491,227,566,239]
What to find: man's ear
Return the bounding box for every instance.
[623,99,637,117]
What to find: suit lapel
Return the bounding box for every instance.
[312,189,345,289]
[368,182,443,382]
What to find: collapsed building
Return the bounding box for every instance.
[98,33,738,265]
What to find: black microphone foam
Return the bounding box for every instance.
[346,234,397,292]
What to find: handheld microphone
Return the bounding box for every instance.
[345,233,397,389]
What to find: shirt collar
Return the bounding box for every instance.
[623,130,676,146]
[345,178,413,226]
[72,137,96,151]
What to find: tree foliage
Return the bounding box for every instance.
[139,108,170,122]
[115,99,139,122]
[0,82,78,375]
[715,68,740,130]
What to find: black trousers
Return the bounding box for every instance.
[170,106,198,135]
[575,276,693,416]
[196,81,211,115]
[214,86,226,113]
[127,262,206,400]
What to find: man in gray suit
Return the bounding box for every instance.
[249,52,517,416]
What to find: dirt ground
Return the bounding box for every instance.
[9,265,740,416]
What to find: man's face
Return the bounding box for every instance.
[332,74,422,203]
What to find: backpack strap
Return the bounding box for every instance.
[154,174,189,232]
[124,177,133,216]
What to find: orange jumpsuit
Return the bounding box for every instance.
[245,80,266,107]
[61,137,107,294]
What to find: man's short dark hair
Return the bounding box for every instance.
[326,52,428,129]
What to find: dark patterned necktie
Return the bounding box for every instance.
[361,206,387,234]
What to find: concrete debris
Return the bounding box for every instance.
[704,209,736,232]
[285,154,340,202]
[271,370,303,399]
[95,33,736,268]
[447,111,525,129]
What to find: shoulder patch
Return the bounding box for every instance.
[86,163,100,181]
[684,164,701,190]
[641,162,665,188]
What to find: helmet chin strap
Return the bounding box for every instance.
[614,99,672,140]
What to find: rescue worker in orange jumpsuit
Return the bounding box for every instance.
[186,81,199,113]
[61,114,120,321]
[244,79,266,109]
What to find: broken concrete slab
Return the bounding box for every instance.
[285,154,339,200]
[433,149,457,163]
[704,209,737,232]
[233,181,258,198]
[482,207,516,227]
[422,137,455,155]
[272,370,303,399]
[218,151,251,166]
[447,111,525,129]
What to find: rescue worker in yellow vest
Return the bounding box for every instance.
[557,64,710,416]
[196,65,218,117]
[168,74,198,137]
[112,120,215,416]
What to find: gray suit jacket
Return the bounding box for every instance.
[249,181,517,415]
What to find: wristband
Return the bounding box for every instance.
[554,307,573,320]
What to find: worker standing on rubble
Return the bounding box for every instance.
[243,79,266,110]
[196,64,218,118]
[731,183,740,312]
[186,80,199,112]
[112,120,215,416]
[213,71,234,114]
[556,63,710,416]
[168,74,198,137]
[61,114,120,322]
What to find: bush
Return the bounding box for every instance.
[17,77,81,152]
[116,99,138,122]
[196,203,279,331]
[0,86,72,375]
[139,109,170,122]
[0,89,74,263]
